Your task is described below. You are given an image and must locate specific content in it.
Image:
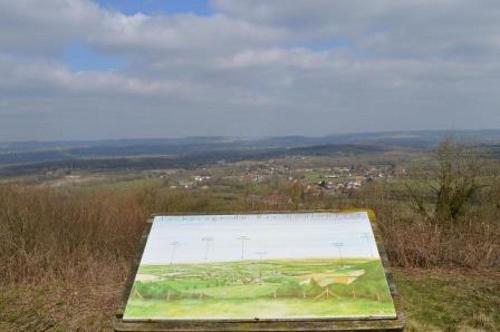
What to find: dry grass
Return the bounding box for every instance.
[0,275,123,330]
[394,268,500,331]
[0,179,499,330]
[379,208,499,269]
[0,185,143,284]
[0,183,239,330]
[350,180,500,269]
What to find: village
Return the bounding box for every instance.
[147,156,397,197]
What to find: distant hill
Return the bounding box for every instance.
[0,129,499,175]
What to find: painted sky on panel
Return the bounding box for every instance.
[141,213,379,264]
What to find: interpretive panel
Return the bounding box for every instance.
[122,212,397,321]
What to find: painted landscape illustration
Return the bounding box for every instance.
[123,212,396,320]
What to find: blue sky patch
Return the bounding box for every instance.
[64,41,124,72]
[94,0,212,16]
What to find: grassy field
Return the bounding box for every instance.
[124,258,396,319]
[395,270,500,331]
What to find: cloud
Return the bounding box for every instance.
[214,0,500,59]
[0,0,499,140]
[0,0,101,55]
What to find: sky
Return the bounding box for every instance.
[140,212,379,264]
[1,0,500,141]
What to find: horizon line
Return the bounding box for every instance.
[2,128,500,145]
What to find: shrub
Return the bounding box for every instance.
[276,280,303,298]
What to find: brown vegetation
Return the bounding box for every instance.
[0,185,228,329]
[0,141,499,329]
[386,140,499,268]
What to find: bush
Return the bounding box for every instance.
[133,281,188,300]
[0,184,145,284]
[406,139,482,225]
[276,280,303,298]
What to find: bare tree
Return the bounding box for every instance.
[288,180,305,208]
[255,251,268,281]
[237,236,250,259]
[169,241,180,265]
[332,242,344,266]
[201,237,214,261]
[407,138,482,225]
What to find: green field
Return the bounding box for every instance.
[124,258,396,319]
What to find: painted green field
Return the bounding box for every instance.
[124,258,396,320]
